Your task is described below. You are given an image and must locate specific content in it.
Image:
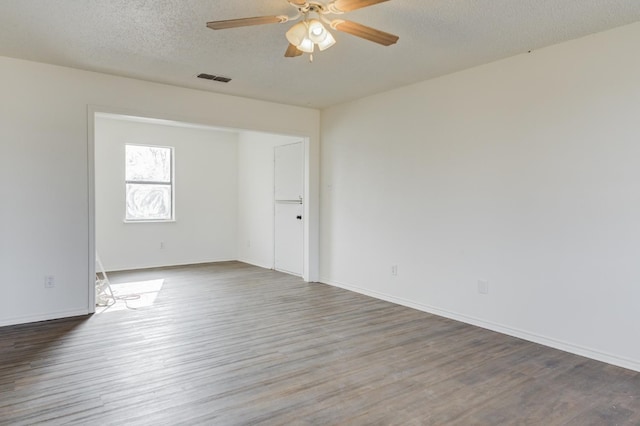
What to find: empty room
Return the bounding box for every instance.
[1,0,640,424]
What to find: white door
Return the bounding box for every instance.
[275,142,304,202]
[274,202,303,275]
[274,142,304,276]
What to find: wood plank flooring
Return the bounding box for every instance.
[1,261,639,425]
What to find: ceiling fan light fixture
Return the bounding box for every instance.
[298,36,315,53]
[207,0,399,60]
[285,21,307,46]
[286,18,335,54]
[307,19,326,42]
[317,30,336,51]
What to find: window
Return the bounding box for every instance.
[125,144,174,221]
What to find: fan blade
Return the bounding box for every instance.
[288,0,309,6]
[331,0,390,12]
[285,43,304,57]
[332,20,398,46]
[207,16,285,30]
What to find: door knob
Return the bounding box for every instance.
[296,215,302,220]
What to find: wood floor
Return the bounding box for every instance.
[1,262,639,425]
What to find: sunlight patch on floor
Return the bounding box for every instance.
[95,278,165,313]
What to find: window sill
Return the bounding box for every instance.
[123,219,176,224]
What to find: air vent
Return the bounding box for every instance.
[197,73,232,83]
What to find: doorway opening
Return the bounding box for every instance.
[88,109,315,313]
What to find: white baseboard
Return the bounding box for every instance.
[104,258,237,272]
[236,258,274,271]
[320,277,640,373]
[0,309,90,328]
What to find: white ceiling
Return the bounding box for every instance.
[1,0,639,108]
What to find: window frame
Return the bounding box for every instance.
[123,143,175,223]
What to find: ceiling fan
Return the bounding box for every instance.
[206,0,398,60]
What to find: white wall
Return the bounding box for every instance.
[237,131,301,269]
[95,116,238,271]
[0,56,319,327]
[320,22,640,371]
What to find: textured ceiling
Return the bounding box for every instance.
[1,0,639,108]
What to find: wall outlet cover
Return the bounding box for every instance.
[44,275,55,288]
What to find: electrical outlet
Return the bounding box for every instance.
[44,275,55,289]
[391,265,398,276]
[478,280,489,295]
